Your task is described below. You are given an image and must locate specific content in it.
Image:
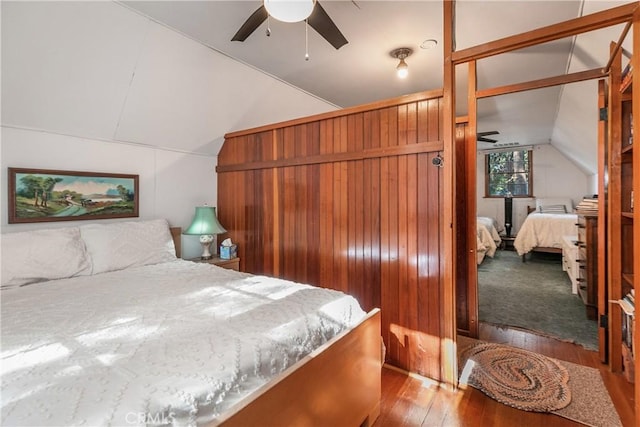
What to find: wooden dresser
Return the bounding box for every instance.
[576,213,598,320]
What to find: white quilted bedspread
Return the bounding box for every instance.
[514,213,579,256]
[477,223,498,260]
[1,260,366,426]
[476,217,502,243]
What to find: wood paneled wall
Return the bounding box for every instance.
[217,90,448,379]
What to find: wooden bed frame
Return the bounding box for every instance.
[521,207,563,262]
[170,227,382,426]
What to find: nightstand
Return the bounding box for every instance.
[500,235,516,251]
[188,255,240,271]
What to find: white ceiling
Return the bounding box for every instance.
[120,0,633,174]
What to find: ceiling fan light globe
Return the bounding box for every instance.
[264,0,315,23]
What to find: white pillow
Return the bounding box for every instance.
[1,227,92,289]
[80,219,177,275]
[539,204,567,214]
[536,198,573,213]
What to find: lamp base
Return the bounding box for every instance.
[199,234,214,260]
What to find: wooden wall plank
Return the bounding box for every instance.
[275,168,285,276]
[407,155,419,365]
[308,164,320,285]
[261,167,274,276]
[406,104,419,371]
[248,169,260,274]
[348,159,358,299]
[319,120,334,288]
[398,157,409,370]
[363,158,373,310]
[370,157,382,311]
[283,166,296,282]
[388,154,401,367]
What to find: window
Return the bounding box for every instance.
[485,149,533,197]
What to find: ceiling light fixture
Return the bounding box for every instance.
[390,47,413,79]
[264,0,316,23]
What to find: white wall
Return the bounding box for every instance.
[0,127,217,258]
[588,173,598,195]
[476,144,589,235]
[1,2,337,258]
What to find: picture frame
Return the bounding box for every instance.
[8,168,139,224]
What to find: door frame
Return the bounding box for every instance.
[446,2,637,359]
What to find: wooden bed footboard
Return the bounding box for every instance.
[216,308,382,427]
[170,227,182,258]
[171,226,381,425]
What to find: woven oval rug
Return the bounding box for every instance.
[460,342,571,412]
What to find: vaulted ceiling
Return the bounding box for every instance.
[121,1,631,175]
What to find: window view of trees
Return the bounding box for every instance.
[485,149,532,197]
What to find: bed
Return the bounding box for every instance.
[476,217,502,264]
[477,216,503,244]
[476,224,497,264]
[1,219,381,426]
[513,198,579,261]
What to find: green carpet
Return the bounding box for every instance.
[478,250,598,350]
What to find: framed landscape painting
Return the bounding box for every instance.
[8,168,139,223]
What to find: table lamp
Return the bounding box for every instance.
[184,205,227,260]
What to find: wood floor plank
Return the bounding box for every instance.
[375,323,635,427]
[419,386,457,426]
[376,368,416,427]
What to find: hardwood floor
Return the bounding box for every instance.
[374,323,635,427]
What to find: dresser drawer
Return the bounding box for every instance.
[561,235,579,293]
[576,213,598,320]
[576,216,587,241]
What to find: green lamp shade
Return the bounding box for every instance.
[184,206,226,235]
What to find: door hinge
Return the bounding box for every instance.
[599,314,608,328]
[599,107,608,121]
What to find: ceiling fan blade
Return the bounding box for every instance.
[307,2,348,50]
[477,131,500,138]
[231,5,268,42]
[478,137,498,143]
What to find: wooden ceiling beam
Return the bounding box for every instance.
[476,68,607,99]
[604,21,632,73]
[452,2,639,64]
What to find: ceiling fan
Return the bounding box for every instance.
[477,131,500,143]
[231,1,348,50]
